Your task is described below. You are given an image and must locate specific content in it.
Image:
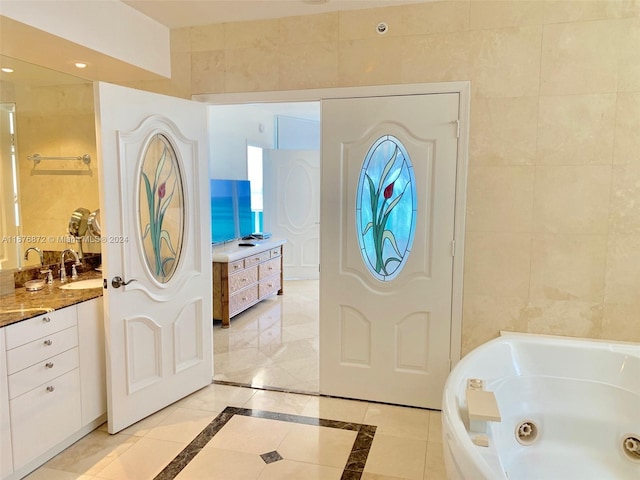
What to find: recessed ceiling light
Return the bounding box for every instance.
[75,62,87,69]
[1,67,14,73]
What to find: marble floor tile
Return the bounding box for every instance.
[258,459,343,480]
[428,411,443,444]
[42,429,140,476]
[424,442,447,480]
[175,382,258,412]
[364,433,428,480]
[207,415,294,454]
[242,388,313,415]
[213,279,319,392]
[114,404,179,438]
[24,467,94,480]
[143,407,217,444]
[173,447,266,480]
[364,403,431,441]
[277,422,357,467]
[301,395,370,424]
[92,437,186,480]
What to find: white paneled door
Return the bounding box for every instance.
[320,93,460,409]
[263,149,320,280]
[94,82,212,433]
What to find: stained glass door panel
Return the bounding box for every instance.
[139,134,184,283]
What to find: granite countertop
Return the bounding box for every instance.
[0,271,104,328]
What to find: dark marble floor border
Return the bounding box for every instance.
[153,406,376,480]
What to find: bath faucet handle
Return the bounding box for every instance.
[40,269,53,285]
[71,264,78,279]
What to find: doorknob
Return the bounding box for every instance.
[111,276,137,288]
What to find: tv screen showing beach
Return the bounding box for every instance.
[210,179,252,244]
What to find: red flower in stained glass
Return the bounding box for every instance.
[383,181,395,199]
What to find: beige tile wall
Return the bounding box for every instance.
[129,0,640,354]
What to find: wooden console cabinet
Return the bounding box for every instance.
[212,239,285,328]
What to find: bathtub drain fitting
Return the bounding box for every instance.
[622,435,640,462]
[515,420,538,446]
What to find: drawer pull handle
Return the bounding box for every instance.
[268,283,273,287]
[268,266,273,270]
[42,316,51,323]
[45,362,54,368]
[43,339,53,346]
[242,297,247,301]
[46,386,55,393]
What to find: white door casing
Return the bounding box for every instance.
[94,82,212,433]
[263,149,320,280]
[320,93,460,409]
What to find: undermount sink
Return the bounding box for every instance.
[1,307,54,314]
[59,278,103,290]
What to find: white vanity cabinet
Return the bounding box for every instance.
[77,299,106,426]
[0,328,13,479]
[1,298,106,480]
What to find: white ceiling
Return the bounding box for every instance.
[123,0,421,28]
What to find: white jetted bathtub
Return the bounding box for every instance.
[442,333,640,480]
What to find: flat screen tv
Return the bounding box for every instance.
[210,179,253,244]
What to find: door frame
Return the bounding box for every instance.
[195,81,470,367]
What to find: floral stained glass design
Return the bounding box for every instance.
[356,135,416,282]
[139,134,184,283]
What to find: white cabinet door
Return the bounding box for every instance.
[77,298,106,426]
[0,328,13,479]
[10,369,81,469]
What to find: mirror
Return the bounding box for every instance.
[0,55,100,270]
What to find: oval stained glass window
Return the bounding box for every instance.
[356,135,416,282]
[139,133,184,283]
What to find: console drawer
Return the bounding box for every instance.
[259,276,281,299]
[259,258,281,280]
[229,285,258,316]
[229,266,258,293]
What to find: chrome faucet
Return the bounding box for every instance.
[24,247,43,266]
[60,249,81,282]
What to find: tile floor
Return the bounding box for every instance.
[26,384,446,480]
[212,279,320,393]
[24,280,447,480]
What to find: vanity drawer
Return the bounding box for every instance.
[259,276,281,299]
[259,258,280,280]
[229,285,258,316]
[269,247,281,258]
[6,326,78,374]
[229,266,258,294]
[10,368,81,469]
[8,347,79,399]
[5,307,77,350]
